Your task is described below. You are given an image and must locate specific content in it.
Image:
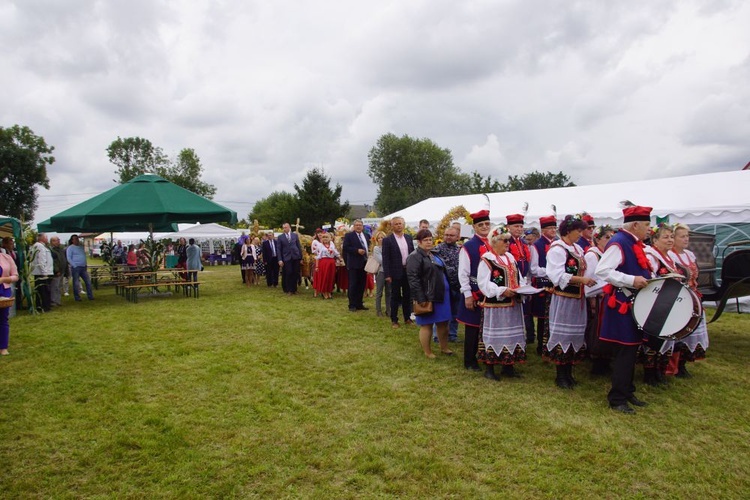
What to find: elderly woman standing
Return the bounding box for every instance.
[669,223,709,378]
[583,225,615,375]
[313,232,339,299]
[545,215,597,389]
[406,229,453,358]
[0,250,19,355]
[477,225,527,380]
[641,224,678,386]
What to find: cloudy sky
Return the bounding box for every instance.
[2,0,749,226]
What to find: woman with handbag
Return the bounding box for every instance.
[406,229,453,359]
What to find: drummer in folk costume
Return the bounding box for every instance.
[477,224,527,380]
[641,224,678,387]
[457,207,493,371]
[670,223,709,377]
[529,215,558,355]
[595,205,653,414]
[577,214,595,251]
[583,225,615,375]
[544,215,597,389]
[506,212,535,344]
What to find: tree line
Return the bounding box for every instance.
[1,125,574,227]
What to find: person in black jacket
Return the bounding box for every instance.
[406,229,454,358]
[342,219,370,312]
[382,217,415,328]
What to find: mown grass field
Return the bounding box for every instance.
[2,263,749,498]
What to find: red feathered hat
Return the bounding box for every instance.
[623,206,652,223]
[471,210,490,224]
[506,213,525,225]
[539,215,557,228]
[582,214,595,227]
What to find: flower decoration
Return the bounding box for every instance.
[489,224,509,239]
[593,225,613,240]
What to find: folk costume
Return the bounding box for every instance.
[529,215,557,354]
[641,245,678,386]
[545,237,588,387]
[583,244,613,373]
[596,206,654,412]
[457,209,491,370]
[577,214,595,251]
[477,248,527,370]
[506,213,535,344]
[669,247,709,370]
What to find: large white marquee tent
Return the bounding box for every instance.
[386,170,750,228]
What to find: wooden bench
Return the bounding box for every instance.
[122,281,203,303]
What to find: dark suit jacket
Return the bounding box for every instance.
[343,231,370,270]
[277,232,302,262]
[382,233,414,280]
[261,239,279,263]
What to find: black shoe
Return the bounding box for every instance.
[501,365,522,378]
[465,364,482,372]
[628,396,648,407]
[676,362,692,379]
[555,365,573,389]
[555,377,573,389]
[643,368,660,387]
[484,366,500,381]
[349,307,357,312]
[356,306,369,311]
[610,403,636,414]
[654,370,669,387]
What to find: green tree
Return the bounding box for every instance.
[163,148,217,199]
[457,171,504,193]
[294,168,350,231]
[0,125,55,221]
[248,191,298,229]
[502,171,575,191]
[107,136,168,183]
[367,133,467,214]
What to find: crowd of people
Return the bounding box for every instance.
[234,206,709,414]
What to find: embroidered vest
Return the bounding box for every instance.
[553,246,586,298]
[508,236,530,277]
[481,256,520,307]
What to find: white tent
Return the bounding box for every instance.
[386,170,750,228]
[157,223,243,254]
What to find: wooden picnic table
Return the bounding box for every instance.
[115,269,203,303]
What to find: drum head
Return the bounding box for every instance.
[632,278,696,338]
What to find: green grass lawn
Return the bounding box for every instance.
[2,263,749,498]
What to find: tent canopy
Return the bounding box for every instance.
[386,171,750,227]
[39,174,237,233]
[156,223,243,241]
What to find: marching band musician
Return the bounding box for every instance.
[642,224,678,387]
[583,225,615,375]
[595,205,653,414]
[669,223,709,377]
[529,215,558,355]
[544,215,597,389]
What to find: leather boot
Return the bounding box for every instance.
[676,359,692,379]
[655,368,669,387]
[484,364,500,381]
[567,364,578,386]
[501,364,522,378]
[643,367,659,387]
[555,365,572,389]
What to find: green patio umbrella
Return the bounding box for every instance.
[38,174,237,233]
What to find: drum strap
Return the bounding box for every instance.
[642,279,682,335]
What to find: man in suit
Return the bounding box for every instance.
[343,219,370,312]
[277,223,303,294]
[382,216,415,328]
[262,232,280,287]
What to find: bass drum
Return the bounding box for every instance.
[632,277,702,340]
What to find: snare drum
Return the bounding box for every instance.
[632,277,702,340]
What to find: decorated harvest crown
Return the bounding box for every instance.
[489,224,510,239]
[593,224,614,240]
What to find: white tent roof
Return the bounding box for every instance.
[386,170,750,227]
[156,222,243,240]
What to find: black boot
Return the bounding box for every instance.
[484,364,500,381]
[643,367,659,387]
[536,319,544,355]
[655,369,669,387]
[555,365,572,389]
[676,359,692,379]
[567,364,578,386]
[501,364,522,378]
